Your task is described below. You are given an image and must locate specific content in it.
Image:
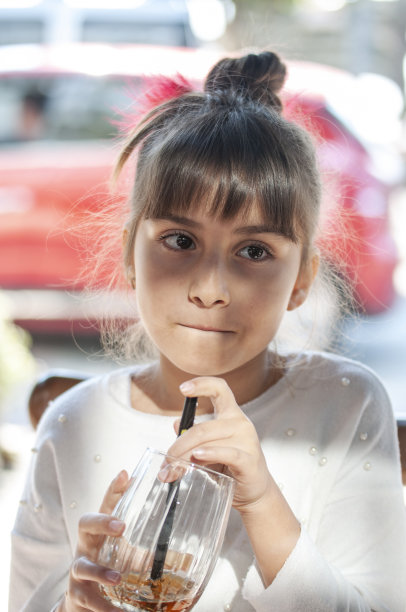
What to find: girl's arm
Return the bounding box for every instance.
[169,377,301,583]
[9,439,72,611]
[168,375,406,612]
[9,393,129,612]
[244,387,406,612]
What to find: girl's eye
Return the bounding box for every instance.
[161,232,195,251]
[238,244,272,261]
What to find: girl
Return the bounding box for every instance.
[9,51,406,612]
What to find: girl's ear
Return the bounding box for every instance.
[287,250,319,311]
[122,225,131,250]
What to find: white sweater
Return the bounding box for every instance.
[9,351,406,612]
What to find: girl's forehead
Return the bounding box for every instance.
[165,201,272,228]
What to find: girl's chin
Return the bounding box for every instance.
[164,353,238,378]
[175,363,231,377]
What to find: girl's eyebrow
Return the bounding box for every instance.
[154,214,290,239]
[155,214,199,227]
[234,225,287,237]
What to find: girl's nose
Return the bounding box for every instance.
[188,257,231,308]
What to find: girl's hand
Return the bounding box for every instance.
[169,377,301,586]
[59,470,129,612]
[168,377,274,514]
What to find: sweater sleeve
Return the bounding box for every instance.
[243,370,406,612]
[8,406,72,612]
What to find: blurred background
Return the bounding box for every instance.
[1,0,406,609]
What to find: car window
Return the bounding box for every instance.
[82,19,189,46]
[0,74,142,142]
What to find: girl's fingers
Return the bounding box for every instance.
[76,513,125,559]
[79,513,125,537]
[191,444,245,473]
[71,556,121,587]
[180,377,238,419]
[168,414,254,459]
[99,470,129,514]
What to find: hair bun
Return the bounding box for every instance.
[204,51,287,112]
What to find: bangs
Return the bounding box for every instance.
[134,106,305,243]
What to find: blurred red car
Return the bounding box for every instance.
[0,43,400,332]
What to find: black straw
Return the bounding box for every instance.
[150,397,198,581]
[178,396,198,435]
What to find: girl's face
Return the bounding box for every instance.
[131,206,317,377]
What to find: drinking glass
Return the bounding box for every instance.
[98,447,235,611]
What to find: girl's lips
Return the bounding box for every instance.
[179,323,234,333]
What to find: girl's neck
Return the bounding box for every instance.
[131,350,284,416]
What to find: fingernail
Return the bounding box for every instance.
[110,519,124,533]
[192,448,207,458]
[114,469,126,483]
[106,570,121,584]
[180,381,195,393]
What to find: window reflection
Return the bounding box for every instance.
[0,74,142,142]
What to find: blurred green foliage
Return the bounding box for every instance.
[0,294,36,405]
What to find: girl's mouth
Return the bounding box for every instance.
[179,323,234,333]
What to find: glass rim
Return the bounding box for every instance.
[144,446,235,485]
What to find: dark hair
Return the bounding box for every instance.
[116,51,322,270]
